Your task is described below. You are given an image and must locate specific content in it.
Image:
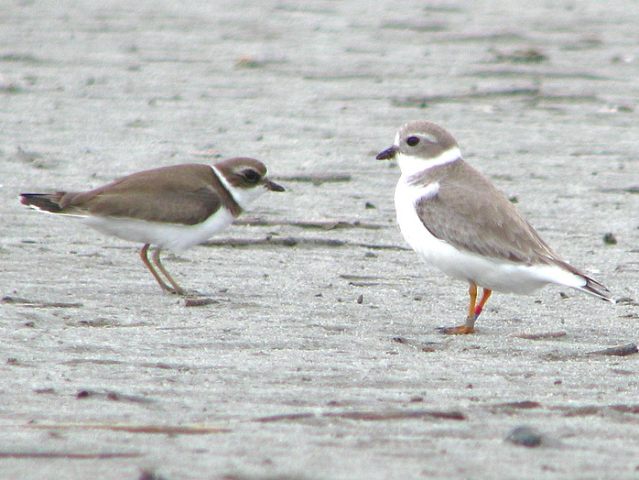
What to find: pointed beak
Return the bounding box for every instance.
[376,145,399,160]
[264,178,285,192]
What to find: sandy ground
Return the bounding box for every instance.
[1,1,639,479]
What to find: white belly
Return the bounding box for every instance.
[83,208,235,252]
[394,181,583,294]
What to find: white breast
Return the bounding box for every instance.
[394,178,456,271]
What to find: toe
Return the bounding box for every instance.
[436,325,476,335]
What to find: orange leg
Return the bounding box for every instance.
[474,288,492,320]
[438,282,478,335]
[139,244,178,294]
[151,247,186,296]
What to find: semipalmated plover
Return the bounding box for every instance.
[376,121,613,334]
[20,157,284,295]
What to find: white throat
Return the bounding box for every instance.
[397,147,462,178]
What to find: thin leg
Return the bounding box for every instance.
[152,247,186,296]
[466,282,478,321]
[139,244,175,293]
[438,282,478,335]
[474,288,492,320]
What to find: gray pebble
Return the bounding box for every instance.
[505,426,544,447]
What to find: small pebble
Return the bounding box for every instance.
[505,426,544,447]
[603,232,617,245]
[76,390,91,399]
[139,470,168,480]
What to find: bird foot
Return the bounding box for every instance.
[436,325,476,335]
[159,284,187,296]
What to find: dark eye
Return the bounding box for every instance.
[406,136,420,147]
[242,169,261,183]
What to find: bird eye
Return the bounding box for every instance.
[406,136,420,147]
[242,169,261,183]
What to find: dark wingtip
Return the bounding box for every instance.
[19,193,64,212]
[554,258,615,304]
[583,277,615,303]
[376,145,398,160]
[19,193,42,206]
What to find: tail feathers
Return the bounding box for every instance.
[20,192,66,213]
[550,257,615,304]
[578,275,615,304]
